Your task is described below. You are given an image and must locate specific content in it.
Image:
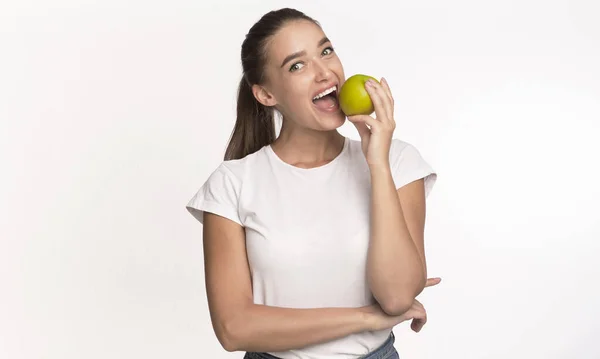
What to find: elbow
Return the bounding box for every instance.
[377,280,426,317]
[212,303,254,352]
[214,319,243,352]
[379,296,414,317]
[219,337,239,353]
[216,330,239,352]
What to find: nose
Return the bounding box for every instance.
[314,59,334,82]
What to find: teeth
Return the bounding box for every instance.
[313,85,337,100]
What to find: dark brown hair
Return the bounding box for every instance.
[223,8,320,160]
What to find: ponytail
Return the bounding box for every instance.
[224,77,276,161]
[224,8,318,160]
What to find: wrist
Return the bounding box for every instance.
[358,305,376,331]
[369,163,394,187]
[368,161,391,175]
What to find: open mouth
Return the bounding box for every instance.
[312,85,339,111]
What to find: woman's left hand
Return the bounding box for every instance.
[346,77,396,168]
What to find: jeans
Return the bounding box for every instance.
[243,332,399,359]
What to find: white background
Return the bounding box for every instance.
[1,0,599,358]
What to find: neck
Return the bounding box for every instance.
[270,125,345,169]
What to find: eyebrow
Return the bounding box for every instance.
[280,36,331,68]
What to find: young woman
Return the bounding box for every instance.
[186,8,440,359]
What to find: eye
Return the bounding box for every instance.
[289,62,304,72]
[322,46,334,56]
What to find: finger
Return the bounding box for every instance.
[425,277,442,286]
[380,77,395,108]
[351,121,371,141]
[412,301,424,312]
[408,308,426,330]
[347,115,380,131]
[366,79,393,122]
[411,318,421,332]
[380,78,396,123]
[410,307,427,332]
[425,277,442,287]
[364,80,389,121]
[411,317,427,332]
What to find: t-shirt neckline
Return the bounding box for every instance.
[265,137,349,172]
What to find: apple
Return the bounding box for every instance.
[338,74,379,116]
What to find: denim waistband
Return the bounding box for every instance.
[244,332,397,359]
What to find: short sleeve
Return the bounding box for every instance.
[389,140,437,198]
[185,163,243,226]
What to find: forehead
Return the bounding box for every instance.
[265,20,326,65]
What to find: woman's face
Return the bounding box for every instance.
[254,20,346,132]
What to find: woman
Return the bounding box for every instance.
[186,8,440,359]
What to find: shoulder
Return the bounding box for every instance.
[185,146,270,225]
[390,138,419,155]
[218,145,270,181]
[389,138,429,164]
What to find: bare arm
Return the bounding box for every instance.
[202,212,376,353]
[367,166,428,316]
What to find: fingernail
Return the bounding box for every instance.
[365,80,374,86]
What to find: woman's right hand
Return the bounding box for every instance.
[363,277,441,333]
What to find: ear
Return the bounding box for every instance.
[252,84,278,107]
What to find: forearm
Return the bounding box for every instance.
[221,304,371,352]
[367,164,426,314]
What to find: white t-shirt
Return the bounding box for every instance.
[186,136,437,359]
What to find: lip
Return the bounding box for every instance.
[311,82,339,101]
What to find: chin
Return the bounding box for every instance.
[317,110,346,131]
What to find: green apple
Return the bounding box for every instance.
[338,74,379,116]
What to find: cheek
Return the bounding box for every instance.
[281,80,309,104]
[274,87,305,115]
[333,58,345,78]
